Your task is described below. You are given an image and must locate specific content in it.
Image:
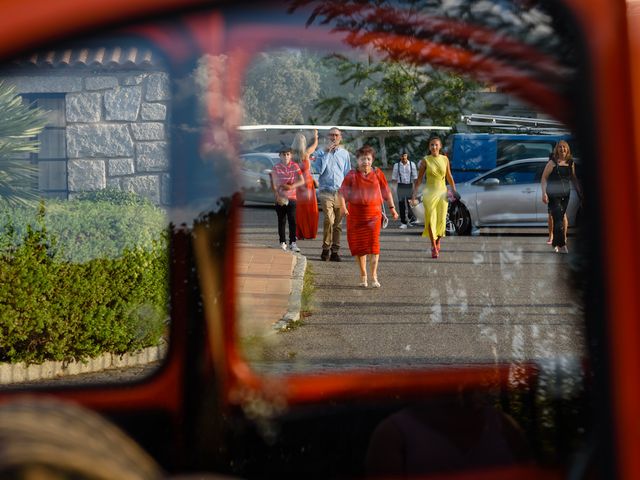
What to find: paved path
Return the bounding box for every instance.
[237,206,585,376]
[236,245,299,337]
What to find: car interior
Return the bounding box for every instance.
[0,0,624,479]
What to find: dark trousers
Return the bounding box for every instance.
[397,183,416,224]
[275,201,297,244]
[548,194,569,247]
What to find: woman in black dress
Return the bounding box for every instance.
[540,141,582,253]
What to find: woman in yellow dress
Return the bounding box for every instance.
[413,135,457,258]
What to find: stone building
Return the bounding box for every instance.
[2,47,170,205]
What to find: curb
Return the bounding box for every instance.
[273,252,307,331]
[0,343,167,385]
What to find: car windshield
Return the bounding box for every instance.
[480,162,545,185]
[243,155,274,171]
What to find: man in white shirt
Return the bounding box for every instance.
[391,152,418,229]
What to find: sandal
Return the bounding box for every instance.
[431,247,439,259]
[371,278,381,288]
[360,276,368,288]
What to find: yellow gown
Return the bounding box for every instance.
[421,154,449,239]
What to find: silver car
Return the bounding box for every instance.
[414,158,581,234]
[239,152,279,203]
[240,152,320,204]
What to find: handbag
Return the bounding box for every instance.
[381,204,389,229]
[374,167,389,228]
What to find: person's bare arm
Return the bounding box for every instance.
[270,172,280,201]
[445,158,456,192]
[386,192,399,220]
[413,161,426,198]
[306,129,319,158]
[338,192,349,216]
[378,171,399,220]
[281,172,305,190]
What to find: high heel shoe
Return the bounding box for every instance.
[431,247,439,258]
[371,278,381,288]
[359,276,368,287]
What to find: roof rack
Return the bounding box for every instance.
[237,124,452,132]
[460,113,570,134]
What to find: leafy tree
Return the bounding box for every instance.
[290,0,574,163]
[314,54,479,165]
[316,54,477,128]
[242,50,322,124]
[0,81,46,206]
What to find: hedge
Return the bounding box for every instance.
[0,193,169,364]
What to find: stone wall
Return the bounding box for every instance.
[4,69,170,205]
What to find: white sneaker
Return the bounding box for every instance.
[280,242,287,251]
[409,220,418,227]
[399,223,408,229]
[289,242,300,252]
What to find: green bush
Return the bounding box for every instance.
[74,187,154,206]
[0,196,168,364]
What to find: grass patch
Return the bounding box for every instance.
[300,262,315,317]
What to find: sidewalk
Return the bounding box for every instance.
[236,245,307,337]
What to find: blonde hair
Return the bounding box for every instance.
[291,133,307,163]
[552,140,573,164]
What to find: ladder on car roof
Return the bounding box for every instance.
[460,113,570,134]
[237,124,451,132]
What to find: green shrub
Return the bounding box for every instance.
[0,196,168,364]
[74,187,154,206]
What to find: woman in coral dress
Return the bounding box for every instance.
[339,145,398,288]
[291,129,319,239]
[413,135,457,259]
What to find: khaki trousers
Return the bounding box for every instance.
[319,191,343,253]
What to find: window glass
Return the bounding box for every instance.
[228,1,592,474]
[497,140,555,165]
[486,163,542,185]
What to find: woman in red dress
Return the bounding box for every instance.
[291,129,319,239]
[339,145,398,288]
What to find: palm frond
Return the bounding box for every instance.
[0,81,48,207]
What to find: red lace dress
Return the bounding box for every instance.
[295,157,319,239]
[339,169,389,256]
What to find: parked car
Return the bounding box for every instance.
[413,158,580,235]
[239,152,279,203]
[240,152,320,204]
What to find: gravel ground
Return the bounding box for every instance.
[3,363,160,389]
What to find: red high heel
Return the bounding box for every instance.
[431,247,439,258]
